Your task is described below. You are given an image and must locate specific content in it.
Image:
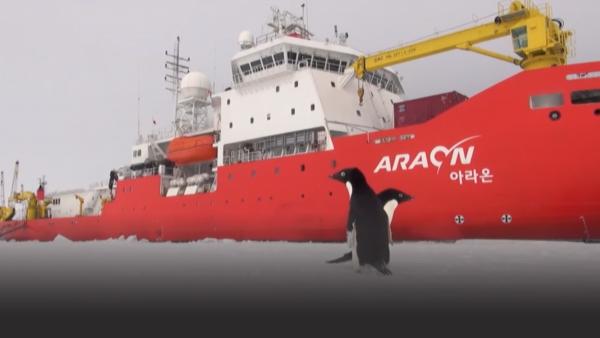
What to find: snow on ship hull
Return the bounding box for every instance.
[2,62,600,242]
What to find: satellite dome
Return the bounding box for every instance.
[180,72,211,100]
[238,31,255,50]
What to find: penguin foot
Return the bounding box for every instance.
[372,264,393,276]
[326,252,353,264]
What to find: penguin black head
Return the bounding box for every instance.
[330,168,367,186]
[378,189,413,204]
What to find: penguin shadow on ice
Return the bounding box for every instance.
[328,168,413,276]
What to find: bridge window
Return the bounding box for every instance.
[571,89,600,104]
[530,93,564,109]
[299,53,312,65]
[312,56,327,70]
[240,64,251,76]
[287,52,298,65]
[327,59,341,73]
[262,56,274,69]
[250,60,263,73]
[274,52,285,66]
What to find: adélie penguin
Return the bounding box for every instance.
[377,189,413,245]
[329,168,408,275]
[327,187,413,265]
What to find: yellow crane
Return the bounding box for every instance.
[352,0,572,85]
[75,195,85,217]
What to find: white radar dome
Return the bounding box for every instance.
[180,71,211,101]
[238,31,255,50]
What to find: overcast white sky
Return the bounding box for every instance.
[0,0,598,193]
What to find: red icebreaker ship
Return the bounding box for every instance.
[1,2,599,243]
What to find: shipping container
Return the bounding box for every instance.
[394,91,468,127]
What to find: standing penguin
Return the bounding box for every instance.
[329,168,393,275]
[327,188,412,264]
[377,189,413,245]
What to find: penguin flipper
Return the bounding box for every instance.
[326,252,353,264]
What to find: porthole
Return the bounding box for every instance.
[227,99,231,105]
[229,122,233,129]
[356,110,362,117]
[329,192,334,197]
[276,86,280,93]
[331,81,336,88]
[595,109,600,116]
[291,108,296,116]
[549,111,561,121]
[250,117,254,124]
[311,104,315,111]
[294,81,299,88]
[501,214,513,224]
[301,194,305,199]
[454,215,465,225]
[267,114,271,121]
[300,164,306,172]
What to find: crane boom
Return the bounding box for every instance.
[352,0,572,79]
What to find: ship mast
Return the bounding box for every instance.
[8,161,19,208]
[164,36,190,136]
[0,171,5,207]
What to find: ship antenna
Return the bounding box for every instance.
[305,2,309,38]
[137,66,142,141]
[0,171,5,207]
[164,36,190,135]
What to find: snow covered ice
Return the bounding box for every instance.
[1,238,600,315]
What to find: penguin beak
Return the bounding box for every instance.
[330,172,343,182]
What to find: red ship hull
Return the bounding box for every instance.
[2,62,600,242]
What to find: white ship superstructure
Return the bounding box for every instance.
[45,7,405,217]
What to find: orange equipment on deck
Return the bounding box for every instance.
[167,135,217,165]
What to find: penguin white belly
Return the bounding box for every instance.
[383,200,399,245]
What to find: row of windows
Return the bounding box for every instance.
[363,71,402,95]
[51,198,62,205]
[286,51,349,74]
[228,104,317,129]
[530,89,600,109]
[237,51,352,78]
[239,52,286,76]
[132,149,143,158]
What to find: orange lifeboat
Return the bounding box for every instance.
[167,135,217,165]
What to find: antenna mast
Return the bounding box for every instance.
[0,171,5,207]
[137,68,142,141]
[164,36,190,133]
[9,161,19,208]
